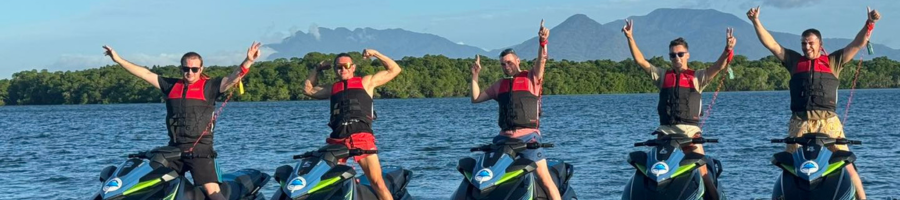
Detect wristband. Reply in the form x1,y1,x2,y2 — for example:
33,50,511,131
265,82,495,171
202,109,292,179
240,66,249,75
866,21,875,36
726,49,734,63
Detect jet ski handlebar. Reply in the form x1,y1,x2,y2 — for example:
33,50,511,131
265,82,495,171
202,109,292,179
634,138,718,147
770,138,862,145
469,142,554,152
292,149,378,159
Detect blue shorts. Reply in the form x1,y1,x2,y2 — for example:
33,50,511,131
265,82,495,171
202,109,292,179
492,132,545,161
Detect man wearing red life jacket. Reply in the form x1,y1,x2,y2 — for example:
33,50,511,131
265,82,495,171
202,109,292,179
470,20,561,200
747,6,881,199
302,49,402,200
102,42,262,200
622,19,736,200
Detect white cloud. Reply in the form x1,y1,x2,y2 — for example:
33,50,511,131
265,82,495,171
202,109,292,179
309,24,321,41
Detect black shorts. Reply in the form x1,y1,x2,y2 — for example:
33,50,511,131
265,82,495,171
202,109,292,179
170,145,220,185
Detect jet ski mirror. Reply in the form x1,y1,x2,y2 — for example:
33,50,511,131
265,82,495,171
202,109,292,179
99,166,117,182
274,165,294,185
635,137,718,147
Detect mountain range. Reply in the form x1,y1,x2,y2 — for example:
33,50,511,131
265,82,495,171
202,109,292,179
266,8,899,62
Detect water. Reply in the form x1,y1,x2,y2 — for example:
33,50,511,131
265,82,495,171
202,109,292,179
1,89,898,199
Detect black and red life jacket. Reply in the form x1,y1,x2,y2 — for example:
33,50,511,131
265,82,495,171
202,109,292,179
329,77,375,138
789,53,839,113
657,69,702,125
495,71,541,131
165,78,216,145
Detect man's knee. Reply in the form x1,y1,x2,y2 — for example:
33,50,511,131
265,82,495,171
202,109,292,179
203,182,221,194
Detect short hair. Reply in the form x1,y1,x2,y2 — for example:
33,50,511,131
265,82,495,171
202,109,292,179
333,53,353,66
669,37,689,50
499,48,517,59
180,52,203,67
801,28,822,41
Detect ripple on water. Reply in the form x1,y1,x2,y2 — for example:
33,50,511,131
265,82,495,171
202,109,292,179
1,90,898,199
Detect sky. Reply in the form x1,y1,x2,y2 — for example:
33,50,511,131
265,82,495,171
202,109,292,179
0,0,896,78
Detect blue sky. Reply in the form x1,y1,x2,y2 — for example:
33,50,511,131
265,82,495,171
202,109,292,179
0,0,896,78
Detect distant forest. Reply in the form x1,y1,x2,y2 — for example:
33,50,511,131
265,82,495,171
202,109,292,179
1,52,898,106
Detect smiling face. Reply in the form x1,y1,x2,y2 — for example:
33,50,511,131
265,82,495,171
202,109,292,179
669,45,690,71
180,56,203,84
500,54,521,76
498,49,521,76
800,29,825,60
801,35,822,60
333,56,355,80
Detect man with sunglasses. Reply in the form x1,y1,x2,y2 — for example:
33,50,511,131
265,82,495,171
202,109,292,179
622,19,736,200
747,6,881,199
302,49,402,200
102,42,262,200
470,20,562,200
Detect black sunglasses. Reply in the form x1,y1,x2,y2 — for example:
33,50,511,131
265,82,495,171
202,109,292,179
181,66,201,73
669,52,687,59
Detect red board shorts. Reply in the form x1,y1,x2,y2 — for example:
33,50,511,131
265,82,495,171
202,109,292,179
325,132,378,163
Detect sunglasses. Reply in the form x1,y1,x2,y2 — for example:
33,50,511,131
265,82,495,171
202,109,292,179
669,52,687,59
334,63,353,70
181,66,201,73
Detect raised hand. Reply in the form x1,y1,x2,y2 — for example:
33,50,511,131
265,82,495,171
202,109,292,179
868,6,881,23
362,49,380,59
747,6,760,21
622,19,634,38
246,41,262,62
725,27,737,51
471,55,482,76
538,19,549,43
316,61,331,71
102,45,120,61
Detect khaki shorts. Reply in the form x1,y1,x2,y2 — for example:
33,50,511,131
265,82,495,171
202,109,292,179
655,124,703,154
786,116,848,153
656,124,702,138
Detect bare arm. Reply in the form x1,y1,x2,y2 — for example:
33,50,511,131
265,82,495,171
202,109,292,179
362,49,402,91
747,6,786,61
470,55,492,103
622,19,654,73
841,7,881,65
531,20,549,82
302,62,331,100
103,45,160,89
220,42,261,92
706,28,737,78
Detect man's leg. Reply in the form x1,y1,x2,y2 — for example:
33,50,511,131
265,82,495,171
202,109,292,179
785,118,805,153
691,145,719,200
189,157,226,200
358,154,393,200
517,132,561,200
534,159,561,200
825,117,866,200
846,164,866,199
202,183,226,200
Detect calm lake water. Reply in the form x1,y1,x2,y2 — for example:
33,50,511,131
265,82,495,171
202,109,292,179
1,89,898,199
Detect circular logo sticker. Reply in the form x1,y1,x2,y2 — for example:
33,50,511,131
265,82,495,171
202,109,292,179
473,168,494,183
286,177,307,192
799,161,820,175
650,162,670,176
102,178,123,193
